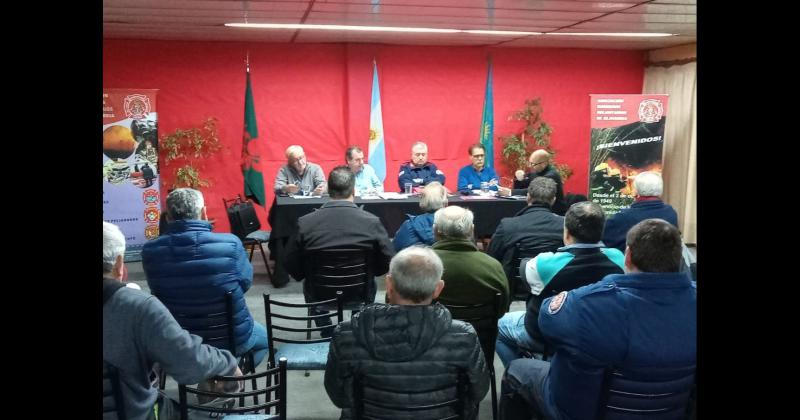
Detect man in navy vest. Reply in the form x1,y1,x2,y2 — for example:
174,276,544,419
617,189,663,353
397,141,446,191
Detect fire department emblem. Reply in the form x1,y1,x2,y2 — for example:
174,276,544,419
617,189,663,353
124,94,151,119
144,225,160,240
638,99,664,123
144,207,160,224
143,189,160,207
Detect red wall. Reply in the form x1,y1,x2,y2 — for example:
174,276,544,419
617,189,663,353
103,40,644,231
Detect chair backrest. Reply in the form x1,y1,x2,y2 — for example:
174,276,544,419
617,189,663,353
103,361,127,420
353,369,469,420
170,291,238,354
223,194,261,239
510,242,559,300
598,365,696,420
440,292,502,366
263,292,344,368
178,357,288,420
303,248,374,307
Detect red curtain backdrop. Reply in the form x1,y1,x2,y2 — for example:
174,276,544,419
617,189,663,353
103,40,644,232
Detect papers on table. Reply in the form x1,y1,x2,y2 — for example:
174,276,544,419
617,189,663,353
378,192,410,200
460,194,498,200
290,195,318,199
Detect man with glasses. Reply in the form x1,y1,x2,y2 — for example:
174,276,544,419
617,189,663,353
273,145,326,196
457,143,511,196
512,149,567,215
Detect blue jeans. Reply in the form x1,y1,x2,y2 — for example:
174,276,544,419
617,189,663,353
496,311,540,368
237,321,269,368
499,358,554,420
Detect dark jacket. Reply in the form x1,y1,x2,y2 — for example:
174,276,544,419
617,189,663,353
602,198,679,252
392,212,435,251
283,200,395,298
142,220,254,349
512,164,567,215
539,272,696,420
398,161,446,190
324,303,490,420
487,204,565,284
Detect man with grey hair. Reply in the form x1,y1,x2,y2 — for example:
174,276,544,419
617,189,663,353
273,145,326,195
602,171,679,253
432,205,510,317
142,188,269,369
398,141,446,191
392,181,447,251
488,177,565,296
325,246,490,419
104,221,241,420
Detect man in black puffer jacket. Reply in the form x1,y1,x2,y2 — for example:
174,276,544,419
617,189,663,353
325,246,490,419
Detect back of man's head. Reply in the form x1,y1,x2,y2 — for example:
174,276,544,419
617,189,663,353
626,219,682,272
166,188,205,221
633,171,663,197
327,165,355,199
388,246,444,303
528,177,557,206
103,221,126,275
420,181,447,212
565,201,606,243
433,205,473,241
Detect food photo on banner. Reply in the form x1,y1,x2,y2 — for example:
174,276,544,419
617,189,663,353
588,94,669,216
102,89,161,259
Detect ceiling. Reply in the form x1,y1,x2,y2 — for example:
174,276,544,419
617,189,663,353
103,0,696,50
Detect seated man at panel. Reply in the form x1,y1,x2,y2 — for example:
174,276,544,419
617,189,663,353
283,166,395,328
495,201,625,368
345,145,383,196
512,150,567,215
457,143,509,195
142,188,269,368
398,141,446,191
325,246,490,420
393,181,447,251
499,219,696,420
432,205,510,317
602,170,679,253
273,144,327,196
104,222,242,420
487,177,565,293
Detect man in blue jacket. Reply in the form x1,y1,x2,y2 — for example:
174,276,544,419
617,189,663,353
142,188,268,368
602,171,679,252
392,181,447,251
397,141,446,191
498,219,696,420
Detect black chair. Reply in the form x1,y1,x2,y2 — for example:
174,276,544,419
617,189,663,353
597,365,696,420
179,357,288,420
103,361,127,420
509,242,560,301
440,292,502,420
223,194,273,280
353,369,470,420
264,291,344,376
302,248,374,308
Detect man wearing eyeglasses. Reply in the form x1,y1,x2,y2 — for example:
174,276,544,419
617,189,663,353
512,149,567,215
457,143,511,195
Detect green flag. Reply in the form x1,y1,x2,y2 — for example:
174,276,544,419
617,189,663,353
479,58,494,169
242,68,265,206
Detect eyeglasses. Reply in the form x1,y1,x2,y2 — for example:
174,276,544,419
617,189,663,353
471,154,485,159
530,161,546,167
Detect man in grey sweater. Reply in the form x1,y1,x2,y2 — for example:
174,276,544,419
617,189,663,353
103,221,241,420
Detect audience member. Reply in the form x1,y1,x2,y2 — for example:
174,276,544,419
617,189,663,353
345,145,383,196
512,150,567,215
495,201,624,367
398,141,446,190
325,246,489,419
499,219,696,420
392,181,447,251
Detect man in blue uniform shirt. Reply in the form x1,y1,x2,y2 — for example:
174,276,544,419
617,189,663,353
457,143,511,195
498,218,696,420
397,141,446,191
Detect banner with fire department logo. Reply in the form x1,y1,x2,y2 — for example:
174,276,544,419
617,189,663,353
103,89,161,258
588,94,669,217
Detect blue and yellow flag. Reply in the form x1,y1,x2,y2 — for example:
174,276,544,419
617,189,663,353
368,60,386,182
479,58,494,169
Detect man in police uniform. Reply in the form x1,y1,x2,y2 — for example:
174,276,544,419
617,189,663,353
397,141,446,191
498,218,696,420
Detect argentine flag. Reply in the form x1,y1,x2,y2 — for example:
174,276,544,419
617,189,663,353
368,60,386,182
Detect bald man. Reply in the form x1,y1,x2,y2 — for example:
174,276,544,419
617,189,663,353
274,145,326,196
512,150,567,215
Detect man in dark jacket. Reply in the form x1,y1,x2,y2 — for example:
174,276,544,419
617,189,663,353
397,141,446,191
495,201,624,368
499,219,696,420
142,188,269,368
392,181,447,251
284,166,395,315
487,177,564,294
325,246,490,420
512,150,566,215
602,171,679,252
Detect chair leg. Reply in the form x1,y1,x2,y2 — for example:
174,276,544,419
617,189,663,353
490,364,498,420
256,242,272,279
248,244,256,261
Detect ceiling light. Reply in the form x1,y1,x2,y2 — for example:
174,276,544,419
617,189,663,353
225,23,460,33
546,32,674,37
464,30,541,36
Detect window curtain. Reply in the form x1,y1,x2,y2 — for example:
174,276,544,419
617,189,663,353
643,62,696,244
